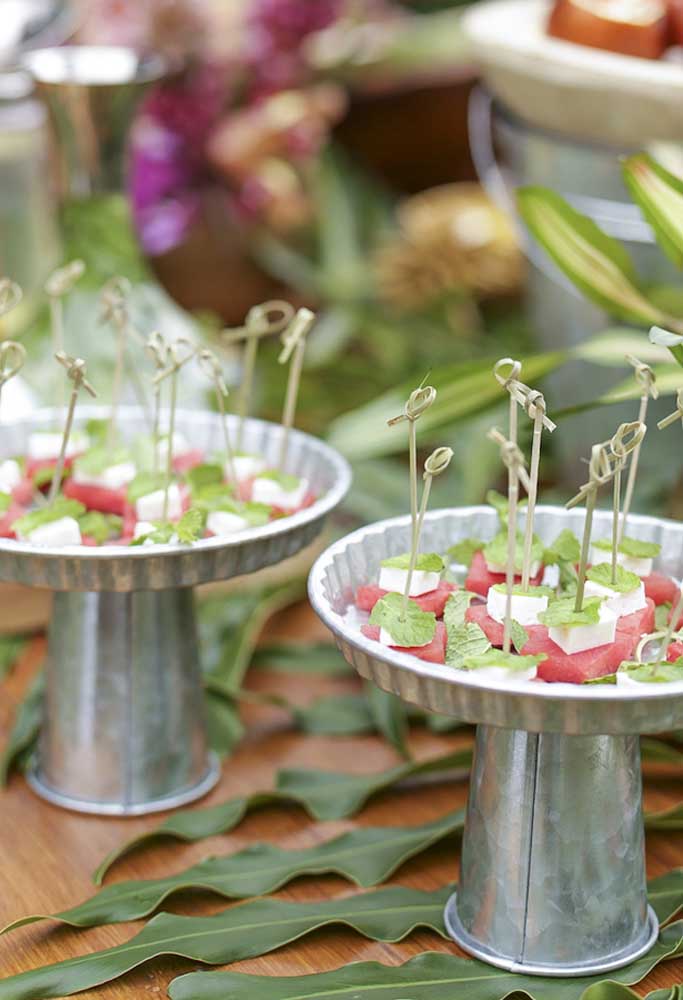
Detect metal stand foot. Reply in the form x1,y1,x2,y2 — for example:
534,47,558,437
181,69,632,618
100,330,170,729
447,725,658,976
29,587,220,815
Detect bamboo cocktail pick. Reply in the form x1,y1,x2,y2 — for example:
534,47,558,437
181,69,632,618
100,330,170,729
388,381,437,614
400,446,453,616
0,341,26,413
567,440,613,611
487,427,531,652
0,278,22,334
153,338,196,520
608,421,646,585
197,348,237,484
520,390,555,590
222,300,295,452
49,352,97,505
45,259,85,358
658,387,683,434
99,277,133,447
144,332,169,476
620,356,657,541
278,308,316,469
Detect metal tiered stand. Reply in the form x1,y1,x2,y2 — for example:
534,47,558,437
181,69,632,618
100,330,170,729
309,505,683,977
3,405,350,817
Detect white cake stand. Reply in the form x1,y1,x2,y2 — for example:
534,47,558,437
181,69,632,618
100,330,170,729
2,405,350,816
308,505,683,976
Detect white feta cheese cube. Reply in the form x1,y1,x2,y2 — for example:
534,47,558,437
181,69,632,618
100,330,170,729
590,546,653,577
28,430,88,461
228,454,267,481
486,586,549,626
378,565,440,597
207,510,249,536
548,603,617,655
0,459,21,493
133,521,156,539
584,579,647,617
73,461,137,491
485,559,541,577
616,672,645,689
379,627,396,646
466,665,538,683
21,516,82,547
135,484,182,521
252,475,308,511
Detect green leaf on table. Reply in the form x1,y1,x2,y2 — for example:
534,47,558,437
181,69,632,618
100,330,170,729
0,634,27,679
250,640,351,675
446,538,483,568
517,186,675,330
5,809,466,932
0,671,44,786
203,691,244,759
369,592,436,647
623,153,683,271
294,693,375,735
365,683,410,759
169,923,683,1000
587,564,641,593
538,596,603,628
445,622,490,668
0,886,451,1000
381,552,444,573
92,750,472,882
641,737,683,765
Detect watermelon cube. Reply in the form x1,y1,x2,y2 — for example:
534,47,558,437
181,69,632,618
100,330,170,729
464,602,547,652
644,572,680,608
361,621,446,663
64,479,127,516
535,629,633,684
465,550,544,597
356,580,456,617
667,641,683,662
0,502,26,539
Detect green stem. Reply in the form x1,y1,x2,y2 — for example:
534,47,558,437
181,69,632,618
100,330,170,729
402,472,433,618
503,395,519,653
107,323,125,449
611,464,622,587
575,487,597,612
620,394,647,543
521,409,542,590
48,387,78,506
279,340,306,470
402,421,420,620
218,389,237,483
152,387,161,477
237,335,258,452
163,371,177,522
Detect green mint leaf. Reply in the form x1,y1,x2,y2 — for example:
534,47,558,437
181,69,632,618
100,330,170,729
486,489,527,527
79,511,123,544
655,603,672,630
85,418,108,444
176,508,205,544
584,673,617,685
462,649,545,672
543,528,581,565
594,535,660,559
186,463,224,495
483,531,543,572
369,592,436,647
13,497,85,537
381,552,444,573
491,583,555,597
446,538,483,567
443,591,477,632
446,621,490,667
586,563,641,593
511,619,529,654
129,520,177,546
0,492,11,514
194,484,238,510
127,472,165,504
258,470,300,491
242,502,271,526
75,445,131,477
32,465,65,489
621,659,683,684
538,595,603,628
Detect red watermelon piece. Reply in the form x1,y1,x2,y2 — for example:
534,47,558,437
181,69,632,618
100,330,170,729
535,629,633,684
64,479,128,516
0,502,26,539
616,599,655,646
464,602,548,651
644,572,680,608
361,621,446,663
26,454,77,482
668,641,683,662
12,478,34,506
173,449,205,473
465,550,544,597
356,580,456,616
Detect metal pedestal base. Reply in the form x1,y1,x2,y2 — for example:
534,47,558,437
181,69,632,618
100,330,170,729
447,725,658,976
29,587,220,816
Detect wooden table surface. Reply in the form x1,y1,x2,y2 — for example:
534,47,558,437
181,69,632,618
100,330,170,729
2,601,683,996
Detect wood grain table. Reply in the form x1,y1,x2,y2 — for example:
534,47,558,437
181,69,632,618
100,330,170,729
2,601,683,996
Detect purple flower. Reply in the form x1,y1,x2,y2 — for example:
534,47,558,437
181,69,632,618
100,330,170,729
245,0,343,93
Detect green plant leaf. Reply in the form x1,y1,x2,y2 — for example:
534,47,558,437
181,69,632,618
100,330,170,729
4,810,466,932
365,683,410,759
203,691,244,759
646,802,683,831
0,886,451,1000
0,634,27,679
326,352,566,460
169,925,683,1000
0,671,44,786
92,750,472,883
250,641,351,675
641,738,683,766
294,693,376,735
649,327,683,368
623,153,683,271
517,187,677,331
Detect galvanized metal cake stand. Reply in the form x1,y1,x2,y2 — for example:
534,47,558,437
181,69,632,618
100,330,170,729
1,406,350,817
309,505,683,977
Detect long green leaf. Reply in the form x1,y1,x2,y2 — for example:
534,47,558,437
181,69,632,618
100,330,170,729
293,693,376,735
0,635,27,679
623,153,683,271
365,683,410,759
0,672,44,786
0,886,450,1000
517,187,679,332
646,802,683,831
327,353,566,460
5,809,465,932
170,925,683,1000
648,870,683,923
250,641,351,675
92,750,471,883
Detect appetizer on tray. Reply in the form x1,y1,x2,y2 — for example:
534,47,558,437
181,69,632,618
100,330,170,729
354,354,683,686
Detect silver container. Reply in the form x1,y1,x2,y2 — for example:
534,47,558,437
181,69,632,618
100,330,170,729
4,406,351,815
308,505,683,975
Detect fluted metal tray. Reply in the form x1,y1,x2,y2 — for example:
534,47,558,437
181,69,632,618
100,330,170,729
309,505,683,736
